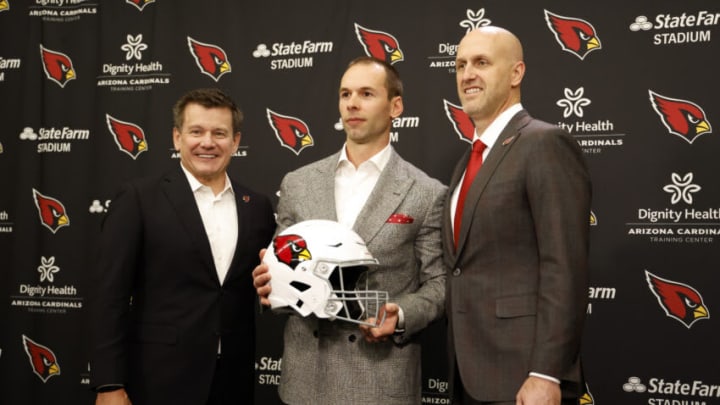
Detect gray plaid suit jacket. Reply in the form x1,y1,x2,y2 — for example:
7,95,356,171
274,147,447,405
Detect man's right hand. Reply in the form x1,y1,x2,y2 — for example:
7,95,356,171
95,388,131,405
252,249,272,306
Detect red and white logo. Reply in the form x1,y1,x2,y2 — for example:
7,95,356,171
266,109,314,155
354,23,404,65
32,189,70,234
443,100,474,143
126,0,154,11
645,270,709,328
39,45,76,87
544,10,602,60
649,90,712,144
22,335,61,383
187,37,231,82
106,114,148,159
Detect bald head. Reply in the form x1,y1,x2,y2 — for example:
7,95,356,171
455,26,526,129
460,25,523,62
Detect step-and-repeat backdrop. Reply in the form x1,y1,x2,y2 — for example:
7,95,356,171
1,1,718,404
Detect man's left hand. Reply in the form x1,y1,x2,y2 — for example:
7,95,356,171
359,303,399,343
516,375,561,405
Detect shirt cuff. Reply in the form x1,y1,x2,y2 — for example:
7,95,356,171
393,306,405,334
529,372,560,384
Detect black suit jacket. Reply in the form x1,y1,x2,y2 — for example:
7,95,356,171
443,111,591,401
90,167,275,405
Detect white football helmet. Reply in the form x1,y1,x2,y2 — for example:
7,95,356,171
263,219,388,327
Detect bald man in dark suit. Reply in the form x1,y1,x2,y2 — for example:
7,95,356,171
444,27,591,405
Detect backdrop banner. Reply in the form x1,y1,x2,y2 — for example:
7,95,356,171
1,1,718,404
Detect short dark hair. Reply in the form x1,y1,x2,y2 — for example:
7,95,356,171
172,88,243,133
345,56,403,99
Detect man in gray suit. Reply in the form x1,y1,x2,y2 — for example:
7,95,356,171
444,27,591,405
253,56,447,404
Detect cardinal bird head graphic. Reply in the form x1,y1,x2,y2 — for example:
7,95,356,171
274,234,311,270
649,90,712,144
32,189,70,234
39,45,76,88
645,270,709,329
544,10,601,60
443,100,475,143
106,114,148,159
126,0,154,11
22,335,61,383
187,37,231,82
266,109,314,155
354,23,404,65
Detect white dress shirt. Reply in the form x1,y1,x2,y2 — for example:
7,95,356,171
181,164,238,285
334,142,392,229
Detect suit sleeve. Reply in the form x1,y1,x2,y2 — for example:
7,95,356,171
394,181,448,342
89,183,142,389
525,129,591,379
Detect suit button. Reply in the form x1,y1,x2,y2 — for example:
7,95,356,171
313,330,319,338
348,334,357,343
452,268,461,276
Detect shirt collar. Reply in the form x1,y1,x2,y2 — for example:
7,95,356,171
336,142,392,172
180,162,234,196
474,103,523,149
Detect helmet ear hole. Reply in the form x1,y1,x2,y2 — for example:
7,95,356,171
290,281,311,292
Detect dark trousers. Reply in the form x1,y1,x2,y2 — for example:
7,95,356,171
206,356,253,405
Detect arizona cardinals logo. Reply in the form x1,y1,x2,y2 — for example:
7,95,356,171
443,100,474,143
544,10,601,60
0,0,9,13
32,189,70,234
274,234,311,269
40,45,76,88
106,114,148,159
187,37,231,82
126,0,154,11
645,270,709,329
22,335,61,383
266,109,314,155
649,90,712,144
354,23,404,65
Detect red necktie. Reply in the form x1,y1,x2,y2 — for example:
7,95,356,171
454,140,486,248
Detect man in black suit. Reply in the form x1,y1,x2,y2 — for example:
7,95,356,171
90,88,276,405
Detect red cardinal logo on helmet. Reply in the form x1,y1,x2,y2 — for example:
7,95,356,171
266,109,314,155
40,45,76,88
22,335,61,383
443,99,475,144
354,23,404,65
32,189,70,234
544,10,601,60
106,114,148,159
274,234,311,269
646,270,709,329
187,37,231,82
126,0,154,11
649,90,712,144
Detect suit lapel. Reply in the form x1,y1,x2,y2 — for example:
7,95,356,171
353,150,414,245
454,111,531,258
161,168,217,281
312,154,341,221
